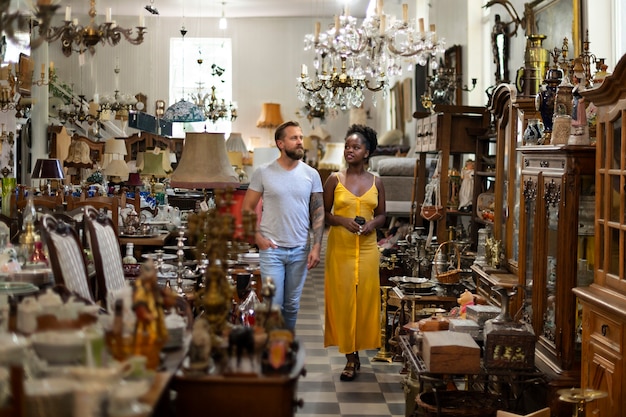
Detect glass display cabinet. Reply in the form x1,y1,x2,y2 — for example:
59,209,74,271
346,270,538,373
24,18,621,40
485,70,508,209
473,85,538,315
520,144,595,415
574,53,626,417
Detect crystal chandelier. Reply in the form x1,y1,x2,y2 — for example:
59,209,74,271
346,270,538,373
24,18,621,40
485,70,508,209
191,60,237,123
297,2,445,111
41,0,146,57
98,91,137,118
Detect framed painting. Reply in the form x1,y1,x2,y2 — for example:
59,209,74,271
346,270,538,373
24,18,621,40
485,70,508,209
444,45,463,106
535,0,583,57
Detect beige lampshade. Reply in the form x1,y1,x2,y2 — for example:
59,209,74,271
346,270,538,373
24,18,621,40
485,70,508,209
137,149,173,178
103,159,130,181
227,151,243,168
318,142,345,170
256,103,284,129
309,125,330,142
64,140,93,168
302,136,315,151
104,138,128,155
170,132,239,189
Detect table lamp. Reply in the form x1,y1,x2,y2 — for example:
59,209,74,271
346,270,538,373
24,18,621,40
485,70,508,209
31,158,65,195
256,103,284,142
170,132,239,189
137,148,173,200
317,142,345,171
102,138,128,170
103,159,130,183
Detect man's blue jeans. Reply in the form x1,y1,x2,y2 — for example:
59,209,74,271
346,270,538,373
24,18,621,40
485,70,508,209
259,245,309,331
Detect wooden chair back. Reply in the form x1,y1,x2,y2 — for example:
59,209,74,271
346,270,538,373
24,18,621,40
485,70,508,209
40,214,93,302
15,186,64,213
66,194,120,235
119,189,141,213
83,206,125,308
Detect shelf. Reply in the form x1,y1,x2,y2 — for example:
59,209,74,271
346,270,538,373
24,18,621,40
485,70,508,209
475,170,496,178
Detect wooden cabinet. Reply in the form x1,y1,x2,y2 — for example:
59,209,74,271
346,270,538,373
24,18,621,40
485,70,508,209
573,53,626,417
520,145,595,415
473,85,538,310
413,105,490,245
125,132,184,167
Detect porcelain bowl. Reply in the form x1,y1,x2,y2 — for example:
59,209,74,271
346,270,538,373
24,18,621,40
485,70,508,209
0,332,30,365
25,377,76,417
31,330,89,365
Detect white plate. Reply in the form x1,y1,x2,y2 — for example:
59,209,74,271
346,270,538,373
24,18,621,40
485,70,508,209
142,253,177,260
0,282,39,295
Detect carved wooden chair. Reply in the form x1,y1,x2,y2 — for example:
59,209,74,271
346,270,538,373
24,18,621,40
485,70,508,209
40,213,94,303
15,185,64,213
83,206,126,308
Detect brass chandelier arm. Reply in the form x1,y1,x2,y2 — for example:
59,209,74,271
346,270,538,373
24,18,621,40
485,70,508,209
39,0,146,56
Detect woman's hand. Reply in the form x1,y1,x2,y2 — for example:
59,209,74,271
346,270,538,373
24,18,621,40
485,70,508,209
342,217,370,236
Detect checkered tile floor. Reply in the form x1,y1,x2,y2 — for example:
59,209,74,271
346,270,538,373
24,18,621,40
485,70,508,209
294,233,406,417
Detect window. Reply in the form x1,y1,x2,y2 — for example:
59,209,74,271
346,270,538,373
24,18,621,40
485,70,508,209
169,37,233,136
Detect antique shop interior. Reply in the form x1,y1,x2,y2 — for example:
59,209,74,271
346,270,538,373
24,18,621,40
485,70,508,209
0,0,625,416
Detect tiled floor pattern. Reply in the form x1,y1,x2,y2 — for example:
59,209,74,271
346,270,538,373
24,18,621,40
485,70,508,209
294,234,406,417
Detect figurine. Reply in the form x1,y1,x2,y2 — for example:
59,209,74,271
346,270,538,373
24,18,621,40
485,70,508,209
132,259,177,366
458,159,475,212
456,289,475,319
187,319,213,373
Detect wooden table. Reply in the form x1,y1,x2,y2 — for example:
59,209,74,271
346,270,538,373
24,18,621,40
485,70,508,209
170,343,306,417
119,232,173,258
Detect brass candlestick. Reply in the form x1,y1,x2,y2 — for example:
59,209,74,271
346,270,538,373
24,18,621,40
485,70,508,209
558,388,607,417
373,286,393,363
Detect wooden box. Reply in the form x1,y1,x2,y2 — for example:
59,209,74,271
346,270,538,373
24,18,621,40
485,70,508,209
484,321,535,370
421,331,481,374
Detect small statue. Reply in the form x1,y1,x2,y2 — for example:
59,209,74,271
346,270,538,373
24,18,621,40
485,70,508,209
132,259,177,367
187,319,213,374
458,159,475,212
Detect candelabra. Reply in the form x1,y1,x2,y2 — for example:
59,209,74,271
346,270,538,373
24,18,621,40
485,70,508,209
58,94,99,124
41,0,146,57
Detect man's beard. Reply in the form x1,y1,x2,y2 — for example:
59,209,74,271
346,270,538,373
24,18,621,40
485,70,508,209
285,148,304,160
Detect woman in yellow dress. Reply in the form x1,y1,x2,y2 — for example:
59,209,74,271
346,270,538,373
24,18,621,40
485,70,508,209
323,124,387,381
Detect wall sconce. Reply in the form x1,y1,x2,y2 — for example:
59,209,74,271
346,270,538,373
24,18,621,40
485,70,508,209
461,78,478,92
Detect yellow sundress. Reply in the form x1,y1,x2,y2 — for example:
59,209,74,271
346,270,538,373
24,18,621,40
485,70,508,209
324,177,381,353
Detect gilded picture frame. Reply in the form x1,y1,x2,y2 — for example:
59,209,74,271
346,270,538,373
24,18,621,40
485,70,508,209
535,0,582,57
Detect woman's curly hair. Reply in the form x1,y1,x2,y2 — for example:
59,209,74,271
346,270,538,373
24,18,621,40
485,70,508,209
345,124,378,152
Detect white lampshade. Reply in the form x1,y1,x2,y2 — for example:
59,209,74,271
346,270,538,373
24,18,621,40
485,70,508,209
318,142,345,171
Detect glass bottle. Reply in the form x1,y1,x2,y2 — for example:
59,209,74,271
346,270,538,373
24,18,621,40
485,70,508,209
122,243,137,264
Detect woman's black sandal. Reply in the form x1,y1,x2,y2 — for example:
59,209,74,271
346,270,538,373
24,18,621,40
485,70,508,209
340,353,360,381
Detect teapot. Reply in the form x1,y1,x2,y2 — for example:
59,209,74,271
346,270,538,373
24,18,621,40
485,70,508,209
122,209,141,234
156,204,181,231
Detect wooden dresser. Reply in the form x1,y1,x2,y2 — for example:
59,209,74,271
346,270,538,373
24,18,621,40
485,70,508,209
573,53,626,417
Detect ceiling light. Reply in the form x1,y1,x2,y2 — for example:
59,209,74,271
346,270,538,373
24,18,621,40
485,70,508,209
145,1,159,15
219,3,227,30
